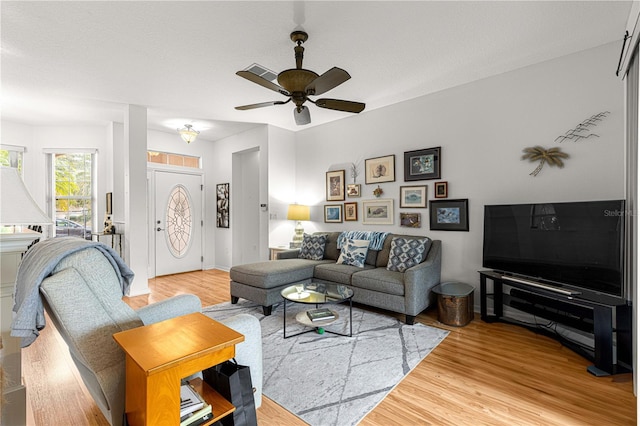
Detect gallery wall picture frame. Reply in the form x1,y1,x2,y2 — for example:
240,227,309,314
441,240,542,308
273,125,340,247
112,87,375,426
404,147,441,181
326,170,346,201
344,202,358,221
434,181,448,198
365,155,395,184
362,199,394,225
399,185,427,208
429,199,469,231
216,183,230,228
347,183,361,197
400,212,421,228
324,204,343,223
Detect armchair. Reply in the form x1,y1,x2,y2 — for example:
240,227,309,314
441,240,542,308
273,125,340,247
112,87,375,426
31,242,261,426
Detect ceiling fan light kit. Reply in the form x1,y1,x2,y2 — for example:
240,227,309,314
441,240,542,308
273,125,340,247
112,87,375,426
294,105,311,125
235,31,365,125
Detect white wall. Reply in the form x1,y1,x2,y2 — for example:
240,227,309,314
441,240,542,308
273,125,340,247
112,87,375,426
110,122,124,226
2,121,36,194
1,123,113,231
211,125,269,269
293,42,624,307
233,148,261,264
267,126,297,248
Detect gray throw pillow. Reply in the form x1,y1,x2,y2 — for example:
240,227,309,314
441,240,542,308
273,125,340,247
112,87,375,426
298,234,327,260
386,236,431,272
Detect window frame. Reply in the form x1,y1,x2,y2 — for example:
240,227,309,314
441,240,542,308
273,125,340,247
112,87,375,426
0,144,25,175
44,148,98,239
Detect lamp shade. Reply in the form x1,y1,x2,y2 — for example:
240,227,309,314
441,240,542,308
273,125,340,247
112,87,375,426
1,167,52,225
287,204,310,221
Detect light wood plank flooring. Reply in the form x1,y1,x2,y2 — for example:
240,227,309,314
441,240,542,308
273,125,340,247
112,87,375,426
22,269,636,425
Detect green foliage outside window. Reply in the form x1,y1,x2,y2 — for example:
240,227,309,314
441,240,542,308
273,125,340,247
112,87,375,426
0,149,23,172
55,153,92,232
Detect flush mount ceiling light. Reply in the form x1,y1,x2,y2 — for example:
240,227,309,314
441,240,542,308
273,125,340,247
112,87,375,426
177,124,200,144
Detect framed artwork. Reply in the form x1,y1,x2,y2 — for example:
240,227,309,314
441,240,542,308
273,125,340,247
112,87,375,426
216,183,230,228
344,202,358,221
399,185,427,208
429,199,469,231
106,192,113,215
362,199,394,225
324,204,343,223
400,212,421,228
434,181,448,198
326,170,346,201
347,183,361,197
404,147,441,181
365,155,395,184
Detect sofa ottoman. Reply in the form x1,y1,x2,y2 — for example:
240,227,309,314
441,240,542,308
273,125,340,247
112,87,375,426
229,258,331,315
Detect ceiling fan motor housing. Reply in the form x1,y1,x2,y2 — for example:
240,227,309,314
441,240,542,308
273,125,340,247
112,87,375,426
278,30,318,104
277,69,319,103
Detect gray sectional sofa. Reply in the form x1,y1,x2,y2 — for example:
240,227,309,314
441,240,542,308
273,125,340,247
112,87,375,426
229,231,441,324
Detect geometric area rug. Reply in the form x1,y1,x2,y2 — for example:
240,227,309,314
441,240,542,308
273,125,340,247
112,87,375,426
203,300,449,426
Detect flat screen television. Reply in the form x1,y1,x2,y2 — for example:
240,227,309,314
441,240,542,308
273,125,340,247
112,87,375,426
483,200,626,304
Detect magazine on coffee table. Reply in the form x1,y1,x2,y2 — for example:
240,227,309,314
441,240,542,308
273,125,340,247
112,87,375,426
306,308,336,322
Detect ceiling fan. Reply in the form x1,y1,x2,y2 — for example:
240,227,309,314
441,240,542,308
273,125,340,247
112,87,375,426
235,30,365,125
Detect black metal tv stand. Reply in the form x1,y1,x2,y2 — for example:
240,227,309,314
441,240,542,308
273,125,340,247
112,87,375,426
479,271,632,376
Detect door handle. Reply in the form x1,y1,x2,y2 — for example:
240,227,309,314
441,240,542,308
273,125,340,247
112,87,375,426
157,227,164,232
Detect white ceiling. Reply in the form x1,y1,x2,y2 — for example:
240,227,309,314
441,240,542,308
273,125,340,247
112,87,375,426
1,1,632,141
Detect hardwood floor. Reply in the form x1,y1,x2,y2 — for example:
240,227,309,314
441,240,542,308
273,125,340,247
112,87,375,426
22,269,636,425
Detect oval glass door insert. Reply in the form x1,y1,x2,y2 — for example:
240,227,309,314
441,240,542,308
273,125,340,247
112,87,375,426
165,184,193,258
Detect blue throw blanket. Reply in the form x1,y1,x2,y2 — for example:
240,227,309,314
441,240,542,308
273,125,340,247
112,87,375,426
11,237,134,347
337,231,389,251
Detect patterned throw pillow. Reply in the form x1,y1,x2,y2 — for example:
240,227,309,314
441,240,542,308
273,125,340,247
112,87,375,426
298,234,327,260
386,237,431,272
336,239,369,268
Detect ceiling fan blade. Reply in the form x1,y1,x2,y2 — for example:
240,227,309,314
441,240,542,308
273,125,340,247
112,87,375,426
235,100,288,110
315,98,365,113
294,106,311,125
236,70,290,96
305,67,351,96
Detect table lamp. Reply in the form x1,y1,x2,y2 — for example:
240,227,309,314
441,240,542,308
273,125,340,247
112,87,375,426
287,204,310,248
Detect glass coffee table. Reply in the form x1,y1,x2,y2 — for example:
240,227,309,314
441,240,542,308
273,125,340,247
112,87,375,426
281,282,354,339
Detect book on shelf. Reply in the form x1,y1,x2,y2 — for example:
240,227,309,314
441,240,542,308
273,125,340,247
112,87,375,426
180,403,213,426
307,308,335,322
180,383,205,417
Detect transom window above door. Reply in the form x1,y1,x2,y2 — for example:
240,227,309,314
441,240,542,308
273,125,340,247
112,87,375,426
147,151,200,169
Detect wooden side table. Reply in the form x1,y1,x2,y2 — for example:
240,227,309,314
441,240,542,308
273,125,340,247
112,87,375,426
113,312,244,426
269,246,289,260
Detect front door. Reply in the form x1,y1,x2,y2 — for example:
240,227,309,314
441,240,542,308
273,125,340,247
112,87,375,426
154,170,203,276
